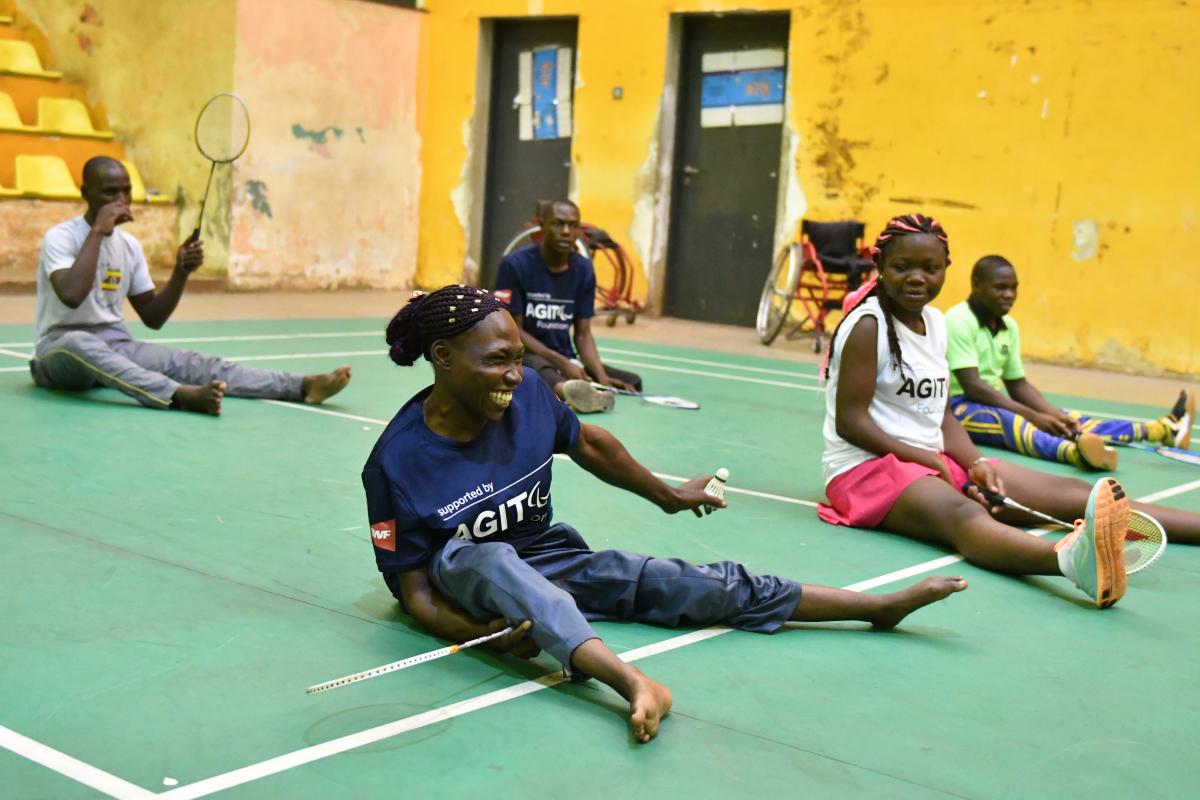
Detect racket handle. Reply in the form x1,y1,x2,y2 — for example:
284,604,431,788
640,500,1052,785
186,227,200,245
963,481,1007,507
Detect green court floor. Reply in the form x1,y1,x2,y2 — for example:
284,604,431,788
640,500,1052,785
2,317,1198,799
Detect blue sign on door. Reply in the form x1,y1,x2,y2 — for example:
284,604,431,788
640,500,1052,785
532,46,559,140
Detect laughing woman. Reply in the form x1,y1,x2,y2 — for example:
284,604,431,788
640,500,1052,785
361,285,967,744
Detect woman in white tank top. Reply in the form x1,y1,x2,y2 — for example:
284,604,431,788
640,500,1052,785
815,213,1198,609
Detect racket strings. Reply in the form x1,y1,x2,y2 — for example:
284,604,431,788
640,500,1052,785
1123,510,1167,573
195,93,250,163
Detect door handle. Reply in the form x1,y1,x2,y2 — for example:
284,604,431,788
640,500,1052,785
682,165,701,176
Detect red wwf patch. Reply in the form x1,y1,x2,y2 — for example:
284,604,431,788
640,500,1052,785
494,289,512,305
370,519,396,551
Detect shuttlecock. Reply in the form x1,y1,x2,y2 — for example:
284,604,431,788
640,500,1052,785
704,468,729,501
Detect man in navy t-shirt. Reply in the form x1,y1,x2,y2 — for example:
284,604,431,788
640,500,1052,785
494,200,642,413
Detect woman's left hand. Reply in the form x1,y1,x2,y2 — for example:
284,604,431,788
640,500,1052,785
966,459,1006,514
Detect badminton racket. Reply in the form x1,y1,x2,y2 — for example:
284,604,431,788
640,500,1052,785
306,626,513,695
591,382,699,410
965,483,1167,574
188,92,251,243
1106,439,1200,467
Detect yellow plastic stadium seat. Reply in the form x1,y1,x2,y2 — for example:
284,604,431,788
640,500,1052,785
15,154,79,199
0,16,14,25
0,40,61,78
37,97,112,138
122,159,145,202
123,160,169,204
0,90,27,130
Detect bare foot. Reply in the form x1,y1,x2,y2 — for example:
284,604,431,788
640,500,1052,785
302,366,351,405
870,576,968,630
628,673,673,744
172,381,225,416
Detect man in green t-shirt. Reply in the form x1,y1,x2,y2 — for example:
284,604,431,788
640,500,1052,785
946,255,1192,471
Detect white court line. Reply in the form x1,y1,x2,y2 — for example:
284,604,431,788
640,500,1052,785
0,331,379,349
0,346,31,360
602,357,825,393
228,349,384,363
12,397,1200,798
0,725,157,800
262,403,820,508
0,365,29,373
599,346,819,380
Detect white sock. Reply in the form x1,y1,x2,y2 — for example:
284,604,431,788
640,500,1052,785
1057,540,1078,584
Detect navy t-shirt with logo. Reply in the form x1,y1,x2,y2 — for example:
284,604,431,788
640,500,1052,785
361,367,582,575
494,244,596,358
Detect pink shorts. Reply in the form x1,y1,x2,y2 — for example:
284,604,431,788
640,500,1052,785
818,453,991,529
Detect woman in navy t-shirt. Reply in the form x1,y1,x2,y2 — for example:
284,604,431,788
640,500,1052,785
362,284,967,744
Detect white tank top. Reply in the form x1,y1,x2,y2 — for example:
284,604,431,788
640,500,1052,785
821,296,949,486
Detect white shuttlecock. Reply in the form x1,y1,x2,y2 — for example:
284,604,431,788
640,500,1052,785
704,468,729,501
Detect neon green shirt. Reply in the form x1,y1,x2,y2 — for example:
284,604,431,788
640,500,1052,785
945,300,1024,396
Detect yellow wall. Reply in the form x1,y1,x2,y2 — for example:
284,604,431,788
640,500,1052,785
228,0,423,289
417,0,1200,375
13,0,238,272
11,0,425,289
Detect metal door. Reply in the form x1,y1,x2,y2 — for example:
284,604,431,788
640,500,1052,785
664,14,789,325
479,19,577,288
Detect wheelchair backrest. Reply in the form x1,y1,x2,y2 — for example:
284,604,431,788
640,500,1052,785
801,220,866,259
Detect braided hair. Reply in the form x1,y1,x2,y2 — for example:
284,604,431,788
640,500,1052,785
823,213,950,380
385,284,507,367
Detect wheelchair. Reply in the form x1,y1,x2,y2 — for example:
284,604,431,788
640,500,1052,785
502,205,644,326
756,220,875,351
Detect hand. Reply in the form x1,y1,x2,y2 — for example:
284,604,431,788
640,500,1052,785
603,376,635,393
664,475,727,518
964,459,1006,513
1053,410,1081,436
1030,410,1074,438
481,618,540,660
92,200,133,235
560,360,589,382
175,236,204,274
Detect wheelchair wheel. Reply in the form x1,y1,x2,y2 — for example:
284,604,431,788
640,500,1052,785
756,242,801,345
501,228,538,257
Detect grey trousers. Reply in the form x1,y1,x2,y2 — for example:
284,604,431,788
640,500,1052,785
31,327,304,408
405,523,803,669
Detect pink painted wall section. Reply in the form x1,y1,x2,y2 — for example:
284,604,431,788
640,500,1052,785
227,0,422,289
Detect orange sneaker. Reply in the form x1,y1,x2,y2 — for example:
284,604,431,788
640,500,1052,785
1053,478,1129,608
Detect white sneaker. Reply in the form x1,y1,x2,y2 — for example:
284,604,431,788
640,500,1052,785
561,380,614,413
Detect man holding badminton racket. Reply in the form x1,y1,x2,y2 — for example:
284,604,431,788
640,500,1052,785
493,200,642,414
361,285,967,744
29,157,351,415
946,254,1194,471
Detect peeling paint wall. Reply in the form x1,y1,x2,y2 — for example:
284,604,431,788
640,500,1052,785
12,0,237,272
417,0,1200,375
227,0,422,289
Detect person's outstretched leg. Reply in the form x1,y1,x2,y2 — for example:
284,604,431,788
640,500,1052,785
1071,388,1193,448
429,538,672,742
789,580,967,629
881,475,1128,606
569,640,673,744
995,459,1200,545
523,526,967,633
33,330,224,414
953,398,1069,463
112,340,349,404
